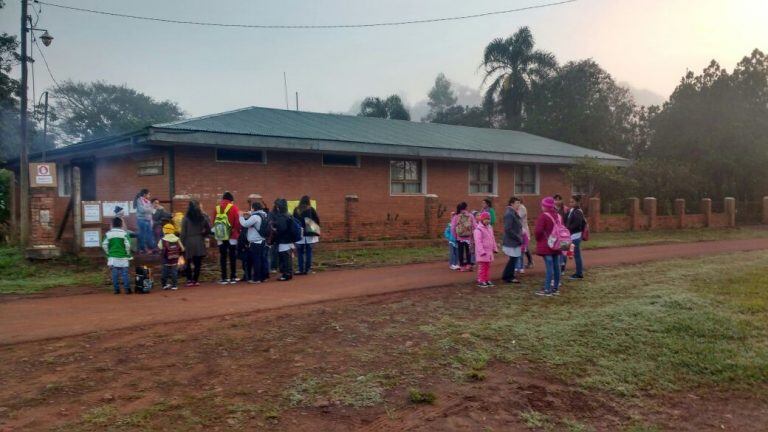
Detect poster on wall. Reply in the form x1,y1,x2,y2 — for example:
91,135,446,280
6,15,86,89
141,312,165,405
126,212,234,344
287,200,317,215
29,163,58,188
102,201,133,218
83,202,101,223
82,229,101,248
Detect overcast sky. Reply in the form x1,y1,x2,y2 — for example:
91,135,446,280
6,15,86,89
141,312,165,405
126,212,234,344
2,0,766,117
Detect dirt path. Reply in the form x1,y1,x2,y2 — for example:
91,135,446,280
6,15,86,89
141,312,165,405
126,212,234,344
2,237,768,346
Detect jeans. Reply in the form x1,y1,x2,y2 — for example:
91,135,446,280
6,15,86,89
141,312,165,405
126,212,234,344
279,250,293,279
137,219,153,252
260,247,270,281
248,242,265,282
572,238,583,276
219,241,237,280
185,255,202,283
449,244,458,267
543,254,561,294
270,245,279,271
161,265,179,287
297,243,314,273
111,266,130,293
477,261,490,283
458,241,471,267
502,255,519,281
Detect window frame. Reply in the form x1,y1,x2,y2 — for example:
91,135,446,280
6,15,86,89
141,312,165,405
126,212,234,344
321,153,361,168
58,164,72,197
514,164,540,195
468,162,498,196
389,159,426,196
215,148,267,164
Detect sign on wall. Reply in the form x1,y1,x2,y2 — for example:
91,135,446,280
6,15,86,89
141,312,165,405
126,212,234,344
83,202,102,223
29,163,58,188
137,159,164,176
83,228,102,248
102,201,133,217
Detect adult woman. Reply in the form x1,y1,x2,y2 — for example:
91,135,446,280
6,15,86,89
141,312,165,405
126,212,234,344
565,195,586,279
501,197,523,284
181,200,210,286
517,202,534,271
272,198,295,281
151,198,172,244
293,195,321,275
480,198,497,226
133,189,154,254
534,196,562,297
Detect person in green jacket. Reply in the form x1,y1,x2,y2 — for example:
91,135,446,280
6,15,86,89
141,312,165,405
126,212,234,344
102,217,133,294
481,198,497,226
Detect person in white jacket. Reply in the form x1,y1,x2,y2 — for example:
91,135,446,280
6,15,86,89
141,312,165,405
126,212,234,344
239,201,269,284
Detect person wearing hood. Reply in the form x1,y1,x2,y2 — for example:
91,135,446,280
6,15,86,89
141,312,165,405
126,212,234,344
450,202,476,272
272,198,296,281
501,197,524,284
212,192,241,284
473,212,498,287
158,223,185,290
534,196,563,297
239,201,269,284
151,198,172,244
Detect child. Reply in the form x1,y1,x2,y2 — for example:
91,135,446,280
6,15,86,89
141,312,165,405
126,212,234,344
158,223,185,290
443,218,459,270
102,217,133,295
451,202,476,272
473,212,498,287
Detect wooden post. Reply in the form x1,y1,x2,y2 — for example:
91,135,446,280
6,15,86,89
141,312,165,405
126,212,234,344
701,198,712,228
674,199,686,229
724,197,736,227
8,170,17,245
72,166,82,255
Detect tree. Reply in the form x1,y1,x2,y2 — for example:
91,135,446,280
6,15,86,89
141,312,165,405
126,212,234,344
480,27,557,129
431,105,492,128
424,73,457,121
524,59,639,157
358,94,411,121
0,2,21,161
50,80,185,142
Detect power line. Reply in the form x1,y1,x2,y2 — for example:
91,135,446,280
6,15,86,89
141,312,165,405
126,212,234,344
35,0,577,29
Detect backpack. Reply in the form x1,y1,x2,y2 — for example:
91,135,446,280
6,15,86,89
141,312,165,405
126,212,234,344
162,239,181,263
290,216,304,243
456,212,473,237
213,203,233,241
256,213,273,239
134,266,153,294
544,213,572,253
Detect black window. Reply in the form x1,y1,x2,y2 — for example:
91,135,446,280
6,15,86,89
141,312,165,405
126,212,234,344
216,148,265,164
322,153,359,167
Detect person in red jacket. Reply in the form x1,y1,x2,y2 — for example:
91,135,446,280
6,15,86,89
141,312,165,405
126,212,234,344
534,196,562,297
213,191,241,284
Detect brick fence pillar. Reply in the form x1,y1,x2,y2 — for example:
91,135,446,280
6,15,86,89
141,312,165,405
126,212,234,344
701,198,712,228
674,199,686,229
424,194,440,238
27,187,61,259
588,197,601,232
643,197,657,230
763,197,768,225
344,195,359,241
627,197,641,231
724,197,736,227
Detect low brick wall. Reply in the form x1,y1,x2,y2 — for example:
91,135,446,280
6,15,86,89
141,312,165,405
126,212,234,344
588,197,736,233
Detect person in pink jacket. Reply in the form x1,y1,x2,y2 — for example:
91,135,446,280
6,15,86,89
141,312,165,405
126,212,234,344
473,212,498,287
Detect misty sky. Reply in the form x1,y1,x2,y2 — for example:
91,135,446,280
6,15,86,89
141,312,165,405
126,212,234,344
2,0,766,118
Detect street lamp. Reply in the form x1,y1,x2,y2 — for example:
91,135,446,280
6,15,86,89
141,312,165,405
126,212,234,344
18,0,54,248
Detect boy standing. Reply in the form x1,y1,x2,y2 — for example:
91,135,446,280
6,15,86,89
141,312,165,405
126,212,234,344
158,223,185,290
102,217,133,295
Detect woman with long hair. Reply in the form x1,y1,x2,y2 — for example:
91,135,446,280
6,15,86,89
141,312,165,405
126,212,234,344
181,200,210,286
293,195,320,275
134,188,155,254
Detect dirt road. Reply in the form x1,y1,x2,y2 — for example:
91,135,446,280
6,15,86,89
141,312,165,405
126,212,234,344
2,238,767,345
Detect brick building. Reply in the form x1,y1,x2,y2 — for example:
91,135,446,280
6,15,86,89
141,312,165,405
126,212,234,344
10,106,626,252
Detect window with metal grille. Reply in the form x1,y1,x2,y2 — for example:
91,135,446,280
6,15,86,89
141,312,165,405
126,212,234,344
469,163,494,194
514,165,538,194
390,160,422,194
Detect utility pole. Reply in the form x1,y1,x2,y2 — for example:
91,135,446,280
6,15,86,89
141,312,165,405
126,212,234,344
19,0,30,247
41,91,49,161
295,92,299,111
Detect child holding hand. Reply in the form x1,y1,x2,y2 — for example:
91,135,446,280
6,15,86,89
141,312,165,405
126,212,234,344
473,212,498,287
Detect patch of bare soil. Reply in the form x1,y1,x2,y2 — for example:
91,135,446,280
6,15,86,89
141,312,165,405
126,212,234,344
0,285,766,431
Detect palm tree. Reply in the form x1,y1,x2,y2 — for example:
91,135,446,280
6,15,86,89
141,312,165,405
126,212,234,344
480,27,557,129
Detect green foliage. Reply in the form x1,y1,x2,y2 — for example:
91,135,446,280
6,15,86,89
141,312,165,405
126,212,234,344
431,105,492,128
359,94,410,120
424,73,457,121
51,80,185,142
0,169,10,233
480,26,557,129
0,246,104,294
407,388,436,404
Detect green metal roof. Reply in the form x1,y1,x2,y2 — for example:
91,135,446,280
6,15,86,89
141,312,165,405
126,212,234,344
151,106,626,165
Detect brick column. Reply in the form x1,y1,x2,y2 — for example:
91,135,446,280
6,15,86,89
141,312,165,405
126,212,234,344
627,197,641,231
643,197,657,230
674,199,686,229
724,197,736,227
588,197,601,232
424,194,440,238
762,197,768,225
344,195,359,241
28,187,61,259
701,198,712,228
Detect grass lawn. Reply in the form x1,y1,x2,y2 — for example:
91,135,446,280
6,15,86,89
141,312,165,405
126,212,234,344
0,246,105,294
6,251,767,431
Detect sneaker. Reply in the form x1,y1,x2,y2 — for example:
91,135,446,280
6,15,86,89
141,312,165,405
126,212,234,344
535,290,548,296
569,274,584,280
193,282,201,287
218,279,230,285
476,281,489,288
486,281,496,287
171,286,178,291
278,276,292,281
511,278,521,284
185,281,194,287
449,265,460,270
229,279,238,284
162,285,171,290
247,280,261,284
551,290,560,296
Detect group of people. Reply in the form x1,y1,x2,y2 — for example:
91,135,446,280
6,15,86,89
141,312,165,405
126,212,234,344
103,190,321,294
446,194,587,296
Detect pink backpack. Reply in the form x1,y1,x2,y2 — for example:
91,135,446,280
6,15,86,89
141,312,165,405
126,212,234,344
544,213,572,253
